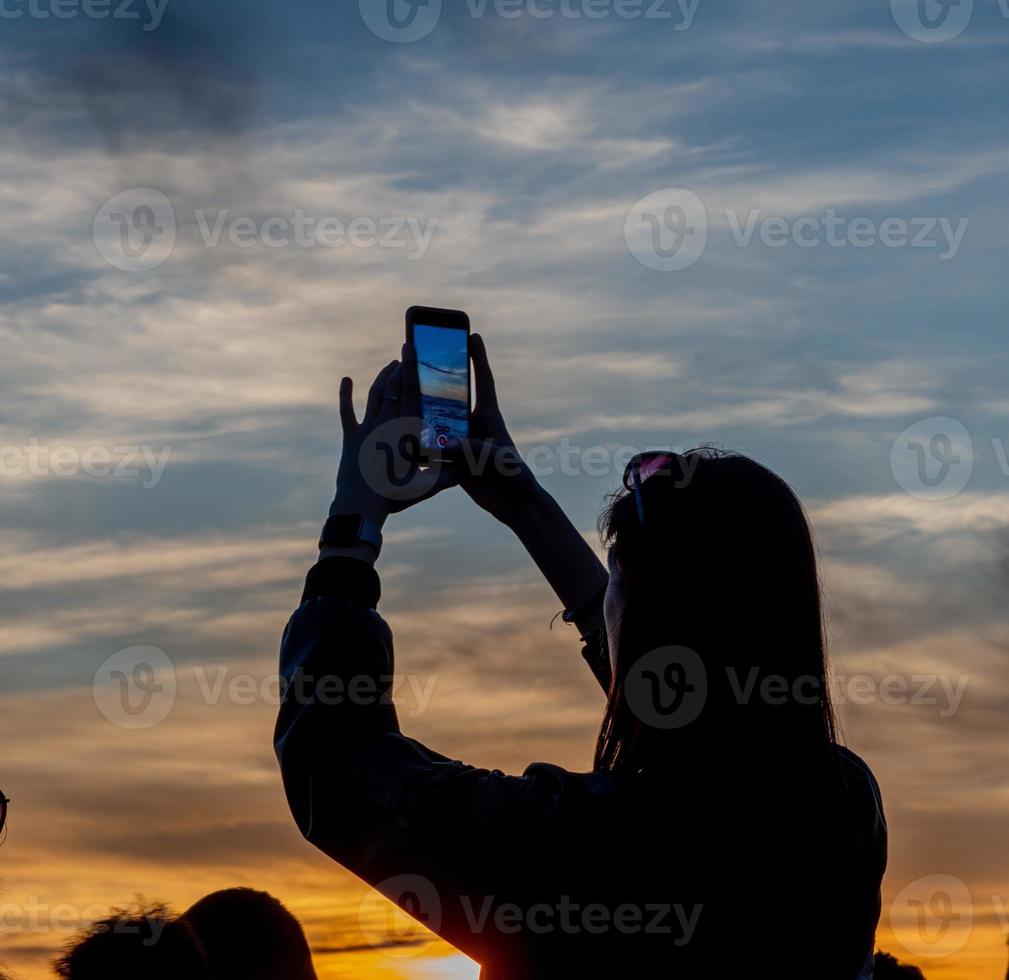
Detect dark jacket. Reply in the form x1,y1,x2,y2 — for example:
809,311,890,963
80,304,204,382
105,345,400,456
275,557,887,979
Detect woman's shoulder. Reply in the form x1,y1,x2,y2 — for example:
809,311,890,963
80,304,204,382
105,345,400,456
837,746,886,815
835,746,888,873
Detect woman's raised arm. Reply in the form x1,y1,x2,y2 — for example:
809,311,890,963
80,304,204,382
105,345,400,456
447,335,609,635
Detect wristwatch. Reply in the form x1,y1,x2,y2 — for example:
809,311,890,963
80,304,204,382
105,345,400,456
319,514,384,557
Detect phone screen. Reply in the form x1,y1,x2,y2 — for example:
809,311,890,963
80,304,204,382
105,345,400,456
413,323,470,450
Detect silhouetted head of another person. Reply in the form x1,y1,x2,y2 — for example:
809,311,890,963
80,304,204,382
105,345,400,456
596,448,838,779
181,888,318,980
54,905,211,980
872,951,927,979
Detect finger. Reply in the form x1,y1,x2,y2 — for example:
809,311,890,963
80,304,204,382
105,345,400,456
365,360,399,425
401,342,420,418
410,465,461,506
377,363,405,423
339,377,358,433
443,437,493,482
470,334,499,413
431,465,461,495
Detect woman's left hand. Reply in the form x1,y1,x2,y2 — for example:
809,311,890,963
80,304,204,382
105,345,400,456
330,345,459,522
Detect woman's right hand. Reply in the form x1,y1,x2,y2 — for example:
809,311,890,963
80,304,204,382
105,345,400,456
447,334,544,526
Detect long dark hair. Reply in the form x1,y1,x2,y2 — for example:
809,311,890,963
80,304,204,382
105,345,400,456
594,448,838,779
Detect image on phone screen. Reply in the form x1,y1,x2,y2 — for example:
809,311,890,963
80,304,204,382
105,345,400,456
413,323,470,450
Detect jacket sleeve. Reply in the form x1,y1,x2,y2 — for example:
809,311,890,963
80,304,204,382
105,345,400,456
274,557,596,969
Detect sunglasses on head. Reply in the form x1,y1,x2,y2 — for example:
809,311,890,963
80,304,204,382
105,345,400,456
622,451,687,525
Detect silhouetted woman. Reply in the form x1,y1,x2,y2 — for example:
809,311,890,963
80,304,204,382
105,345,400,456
275,337,886,979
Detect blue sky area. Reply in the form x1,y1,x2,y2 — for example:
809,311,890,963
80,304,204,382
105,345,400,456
2,1,1009,976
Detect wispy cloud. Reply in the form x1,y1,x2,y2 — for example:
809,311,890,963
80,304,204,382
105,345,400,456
3,1,1009,977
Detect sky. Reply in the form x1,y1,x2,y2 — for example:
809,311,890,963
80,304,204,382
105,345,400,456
1,0,1009,977
414,324,469,402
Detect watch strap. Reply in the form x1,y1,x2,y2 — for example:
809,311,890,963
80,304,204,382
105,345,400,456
319,514,384,556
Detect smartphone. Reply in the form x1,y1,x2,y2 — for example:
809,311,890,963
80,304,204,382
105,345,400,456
406,306,471,452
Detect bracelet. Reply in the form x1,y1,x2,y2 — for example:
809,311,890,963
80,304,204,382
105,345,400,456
561,585,608,626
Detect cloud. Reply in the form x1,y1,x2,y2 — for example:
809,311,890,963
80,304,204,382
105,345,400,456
3,3,1009,978
812,492,1009,544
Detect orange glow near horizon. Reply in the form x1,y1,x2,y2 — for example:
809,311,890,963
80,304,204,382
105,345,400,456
0,521,1006,980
